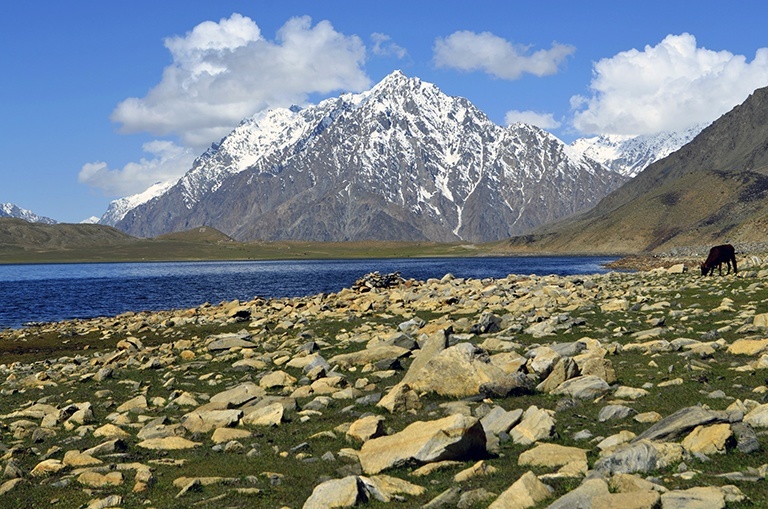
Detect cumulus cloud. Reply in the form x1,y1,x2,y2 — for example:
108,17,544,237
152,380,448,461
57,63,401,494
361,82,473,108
111,14,370,149
433,30,575,79
371,33,407,59
505,110,562,129
78,141,195,197
572,33,768,136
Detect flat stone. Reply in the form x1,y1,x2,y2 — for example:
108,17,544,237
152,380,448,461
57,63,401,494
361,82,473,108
480,406,524,435
137,437,202,450
592,490,661,509
211,427,252,444
93,423,131,439
518,443,588,468
116,395,148,413
30,459,65,477
743,403,768,427
181,409,242,433
77,471,124,487
259,370,297,389
360,474,426,502
206,333,257,351
209,382,265,407
242,402,284,427
660,486,725,509
595,440,683,475
598,404,635,422
358,414,486,474
551,375,611,400
63,450,103,467
546,478,610,509
329,345,411,368
634,406,730,442
727,338,768,356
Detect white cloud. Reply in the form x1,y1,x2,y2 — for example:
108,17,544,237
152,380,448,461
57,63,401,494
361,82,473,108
433,30,575,79
371,33,407,59
78,141,195,197
505,110,561,129
111,14,370,150
572,33,768,136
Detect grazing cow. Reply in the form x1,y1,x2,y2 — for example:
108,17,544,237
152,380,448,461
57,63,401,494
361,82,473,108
700,244,737,276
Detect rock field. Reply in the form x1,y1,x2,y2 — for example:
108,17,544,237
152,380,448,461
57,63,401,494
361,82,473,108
3,258,768,508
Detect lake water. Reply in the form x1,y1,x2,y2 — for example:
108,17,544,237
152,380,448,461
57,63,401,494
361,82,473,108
0,257,618,330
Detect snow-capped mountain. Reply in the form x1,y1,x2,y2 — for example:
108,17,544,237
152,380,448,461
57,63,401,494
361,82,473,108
115,71,629,243
100,180,178,226
0,203,57,224
570,123,709,178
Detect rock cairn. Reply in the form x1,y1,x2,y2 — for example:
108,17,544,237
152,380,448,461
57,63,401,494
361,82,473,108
2,258,768,507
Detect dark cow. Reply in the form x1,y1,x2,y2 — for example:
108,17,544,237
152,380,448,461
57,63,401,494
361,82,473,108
700,244,737,276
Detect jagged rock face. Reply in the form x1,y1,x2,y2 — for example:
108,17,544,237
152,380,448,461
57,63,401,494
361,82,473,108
570,124,707,178
116,72,627,242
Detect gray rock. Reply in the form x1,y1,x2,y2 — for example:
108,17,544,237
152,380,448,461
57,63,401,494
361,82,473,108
594,441,659,475
633,406,730,442
480,407,524,435
551,375,611,400
206,332,257,351
598,404,635,422
731,422,760,454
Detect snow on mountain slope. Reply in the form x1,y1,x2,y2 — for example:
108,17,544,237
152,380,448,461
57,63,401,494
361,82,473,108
0,203,57,224
570,123,709,178
99,180,178,226
115,71,628,242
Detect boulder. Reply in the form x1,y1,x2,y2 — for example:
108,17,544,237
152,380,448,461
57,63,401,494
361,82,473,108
302,476,366,509
681,423,732,455
347,415,386,443
181,409,243,433
209,382,265,407
634,406,731,442
488,470,553,509
546,478,610,509
377,383,421,413
358,414,486,474
406,342,528,398
518,443,588,468
593,491,661,509
551,375,611,400
242,402,284,427
660,486,725,509
510,406,555,445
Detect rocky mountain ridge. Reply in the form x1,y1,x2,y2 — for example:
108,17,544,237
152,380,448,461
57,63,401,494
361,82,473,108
0,203,56,224
504,85,768,253
112,72,630,243
569,123,708,178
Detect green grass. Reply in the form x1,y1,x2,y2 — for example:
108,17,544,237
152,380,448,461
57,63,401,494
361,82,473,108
2,272,768,507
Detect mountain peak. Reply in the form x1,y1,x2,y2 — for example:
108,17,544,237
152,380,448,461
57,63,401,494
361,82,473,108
0,203,57,224
114,71,628,242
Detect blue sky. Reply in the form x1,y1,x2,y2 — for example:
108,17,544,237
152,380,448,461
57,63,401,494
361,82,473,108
3,0,768,223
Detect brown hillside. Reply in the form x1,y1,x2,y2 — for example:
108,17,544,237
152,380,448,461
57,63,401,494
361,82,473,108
501,86,768,254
